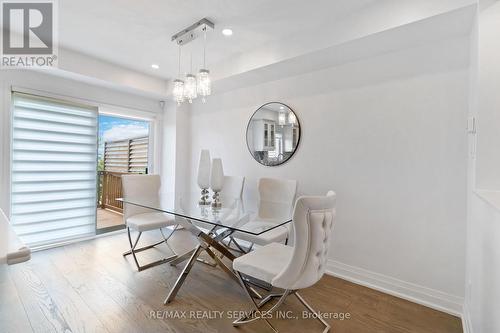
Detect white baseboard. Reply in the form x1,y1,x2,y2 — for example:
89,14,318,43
326,259,464,317
461,302,473,333
32,228,126,252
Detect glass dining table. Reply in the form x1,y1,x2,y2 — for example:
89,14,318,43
118,194,292,304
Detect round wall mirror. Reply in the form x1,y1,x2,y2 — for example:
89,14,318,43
246,102,301,166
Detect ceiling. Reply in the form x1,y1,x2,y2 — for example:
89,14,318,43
59,0,374,81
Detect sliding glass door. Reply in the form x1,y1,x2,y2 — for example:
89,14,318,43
10,92,154,246
10,92,98,248
96,115,150,233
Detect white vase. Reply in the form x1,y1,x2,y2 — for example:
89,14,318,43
197,150,211,205
210,158,224,207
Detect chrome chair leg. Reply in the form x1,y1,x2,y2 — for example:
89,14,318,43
124,227,178,272
160,225,179,255
234,291,287,324
294,292,331,333
161,224,178,242
124,228,142,270
233,271,279,332
233,274,329,332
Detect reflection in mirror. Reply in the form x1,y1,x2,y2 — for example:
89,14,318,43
246,102,300,166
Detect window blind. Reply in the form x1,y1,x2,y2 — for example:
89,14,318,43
11,92,98,247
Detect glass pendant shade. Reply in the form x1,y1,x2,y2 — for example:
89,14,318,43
278,111,286,126
173,79,185,105
184,74,197,103
197,69,211,103
288,111,297,125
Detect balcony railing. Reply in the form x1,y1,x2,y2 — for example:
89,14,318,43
98,171,127,213
98,136,149,214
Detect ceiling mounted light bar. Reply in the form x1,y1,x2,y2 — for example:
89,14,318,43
171,18,214,45
171,18,214,105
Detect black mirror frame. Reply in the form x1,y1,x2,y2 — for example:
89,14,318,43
245,102,301,167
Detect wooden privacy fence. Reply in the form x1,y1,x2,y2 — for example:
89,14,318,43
104,137,149,173
99,136,149,213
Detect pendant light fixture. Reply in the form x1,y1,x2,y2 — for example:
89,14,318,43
184,52,197,103
278,105,286,126
197,25,211,103
172,44,185,105
171,18,214,105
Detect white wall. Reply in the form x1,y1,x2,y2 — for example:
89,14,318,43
160,100,191,205
0,69,162,216
464,2,500,332
184,35,471,314
475,2,500,190
465,194,500,332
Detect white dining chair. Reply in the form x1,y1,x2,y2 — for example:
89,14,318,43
230,178,297,252
232,191,336,333
220,175,245,203
121,174,178,271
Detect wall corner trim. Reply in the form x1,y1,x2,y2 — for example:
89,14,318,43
461,301,473,333
325,259,464,317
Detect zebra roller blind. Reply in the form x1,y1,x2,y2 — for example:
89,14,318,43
11,92,98,247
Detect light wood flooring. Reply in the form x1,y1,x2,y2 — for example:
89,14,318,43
0,230,462,333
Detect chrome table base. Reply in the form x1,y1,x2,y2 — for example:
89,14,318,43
164,222,260,304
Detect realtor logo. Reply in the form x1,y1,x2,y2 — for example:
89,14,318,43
1,0,58,67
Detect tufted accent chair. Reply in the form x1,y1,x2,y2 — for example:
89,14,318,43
232,191,336,333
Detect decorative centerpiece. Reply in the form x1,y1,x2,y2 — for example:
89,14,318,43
197,150,211,205
210,158,224,208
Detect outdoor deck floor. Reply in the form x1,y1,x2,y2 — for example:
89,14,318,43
97,208,123,229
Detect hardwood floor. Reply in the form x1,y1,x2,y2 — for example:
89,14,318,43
0,230,462,333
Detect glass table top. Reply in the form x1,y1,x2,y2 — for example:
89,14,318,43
117,194,292,236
